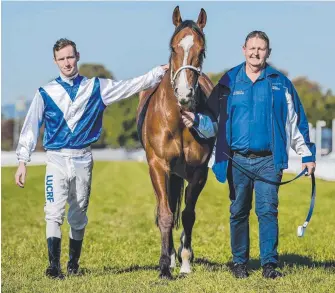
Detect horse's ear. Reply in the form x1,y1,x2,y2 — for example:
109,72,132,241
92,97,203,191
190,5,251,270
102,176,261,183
172,6,182,27
197,8,207,30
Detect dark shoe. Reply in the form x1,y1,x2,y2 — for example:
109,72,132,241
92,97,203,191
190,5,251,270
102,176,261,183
67,262,79,275
45,265,65,279
45,237,64,279
67,238,83,275
231,263,249,279
262,263,283,279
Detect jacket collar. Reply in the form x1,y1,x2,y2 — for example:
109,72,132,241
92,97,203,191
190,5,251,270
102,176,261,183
219,62,280,87
58,72,80,86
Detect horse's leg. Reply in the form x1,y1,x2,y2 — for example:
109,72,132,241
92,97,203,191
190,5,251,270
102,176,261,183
148,159,174,279
167,173,184,269
169,230,176,269
178,166,209,274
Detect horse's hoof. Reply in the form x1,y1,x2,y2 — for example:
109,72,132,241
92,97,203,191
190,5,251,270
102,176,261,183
179,268,192,275
159,271,173,280
179,272,190,279
180,264,192,274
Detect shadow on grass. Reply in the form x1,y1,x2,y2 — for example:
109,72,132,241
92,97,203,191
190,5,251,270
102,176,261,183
194,257,228,272
248,254,335,271
83,254,335,277
103,264,159,274
96,258,228,278
74,265,159,278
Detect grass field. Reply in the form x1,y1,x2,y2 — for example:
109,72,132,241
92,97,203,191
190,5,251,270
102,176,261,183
2,162,335,293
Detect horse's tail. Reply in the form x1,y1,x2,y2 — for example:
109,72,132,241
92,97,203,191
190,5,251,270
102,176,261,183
167,174,184,229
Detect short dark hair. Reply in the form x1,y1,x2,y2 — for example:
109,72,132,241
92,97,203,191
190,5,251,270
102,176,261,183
53,38,78,58
244,31,270,49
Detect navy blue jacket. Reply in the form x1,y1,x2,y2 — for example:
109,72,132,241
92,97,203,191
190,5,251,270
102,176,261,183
195,62,316,183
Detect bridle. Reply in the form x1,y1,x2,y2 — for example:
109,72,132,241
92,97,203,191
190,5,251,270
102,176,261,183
169,24,205,108
170,64,203,112
170,64,202,91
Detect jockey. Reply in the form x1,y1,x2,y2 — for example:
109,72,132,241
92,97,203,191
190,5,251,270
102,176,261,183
15,38,168,279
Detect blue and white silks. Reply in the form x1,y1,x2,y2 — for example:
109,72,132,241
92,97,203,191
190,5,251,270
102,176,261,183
16,67,165,162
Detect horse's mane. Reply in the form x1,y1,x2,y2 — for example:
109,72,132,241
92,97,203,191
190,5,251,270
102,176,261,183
169,20,206,58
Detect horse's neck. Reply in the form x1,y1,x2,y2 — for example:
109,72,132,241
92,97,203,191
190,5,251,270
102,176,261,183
151,76,182,134
158,73,178,110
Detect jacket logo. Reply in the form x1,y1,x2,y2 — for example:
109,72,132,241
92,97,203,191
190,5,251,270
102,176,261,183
272,86,280,90
46,175,54,203
233,90,244,95
220,93,229,100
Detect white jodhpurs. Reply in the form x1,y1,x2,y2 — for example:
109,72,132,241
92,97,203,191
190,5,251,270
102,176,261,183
44,147,93,241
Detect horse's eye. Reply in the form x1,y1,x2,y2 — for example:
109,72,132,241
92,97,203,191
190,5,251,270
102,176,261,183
171,47,176,54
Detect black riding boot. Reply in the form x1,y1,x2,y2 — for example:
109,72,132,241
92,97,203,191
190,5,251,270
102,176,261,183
45,237,64,279
67,238,83,275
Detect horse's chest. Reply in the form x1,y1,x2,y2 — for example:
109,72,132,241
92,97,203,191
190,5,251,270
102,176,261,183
152,134,209,165
145,116,210,165
182,130,210,166
168,137,209,181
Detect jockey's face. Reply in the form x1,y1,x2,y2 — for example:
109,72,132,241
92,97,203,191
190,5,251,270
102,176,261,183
243,37,270,69
54,45,80,78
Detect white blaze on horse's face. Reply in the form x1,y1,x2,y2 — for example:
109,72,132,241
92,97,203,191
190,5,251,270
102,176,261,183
175,34,194,105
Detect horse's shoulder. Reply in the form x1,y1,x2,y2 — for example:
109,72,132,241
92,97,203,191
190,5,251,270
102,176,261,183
139,88,154,104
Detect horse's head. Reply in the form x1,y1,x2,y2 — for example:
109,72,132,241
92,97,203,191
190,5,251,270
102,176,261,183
169,6,207,110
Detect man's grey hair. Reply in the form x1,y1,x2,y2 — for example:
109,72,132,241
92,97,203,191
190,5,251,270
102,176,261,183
244,31,270,49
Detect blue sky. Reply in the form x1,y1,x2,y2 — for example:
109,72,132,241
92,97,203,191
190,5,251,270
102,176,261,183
2,1,335,106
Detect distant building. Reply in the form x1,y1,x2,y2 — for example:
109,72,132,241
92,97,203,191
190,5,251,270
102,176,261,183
1,101,31,119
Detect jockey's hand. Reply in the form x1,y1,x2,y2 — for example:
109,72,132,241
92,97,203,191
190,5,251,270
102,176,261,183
181,109,195,128
15,162,27,188
160,64,169,71
302,162,316,176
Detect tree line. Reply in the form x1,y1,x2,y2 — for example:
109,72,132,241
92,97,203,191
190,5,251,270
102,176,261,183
2,63,334,151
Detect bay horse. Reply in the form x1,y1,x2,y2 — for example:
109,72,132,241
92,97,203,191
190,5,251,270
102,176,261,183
137,6,215,279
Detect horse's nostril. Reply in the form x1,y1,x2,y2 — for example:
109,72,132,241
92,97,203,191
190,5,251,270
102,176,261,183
186,89,194,98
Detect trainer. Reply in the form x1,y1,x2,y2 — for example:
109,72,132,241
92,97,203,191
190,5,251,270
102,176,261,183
181,31,316,279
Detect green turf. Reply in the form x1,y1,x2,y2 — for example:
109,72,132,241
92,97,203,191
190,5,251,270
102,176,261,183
2,162,335,293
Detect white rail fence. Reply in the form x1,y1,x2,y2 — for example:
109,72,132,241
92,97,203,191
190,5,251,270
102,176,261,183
3,119,335,181
2,148,334,181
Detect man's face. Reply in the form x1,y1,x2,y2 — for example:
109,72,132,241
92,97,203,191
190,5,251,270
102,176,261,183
243,37,270,68
54,45,80,77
